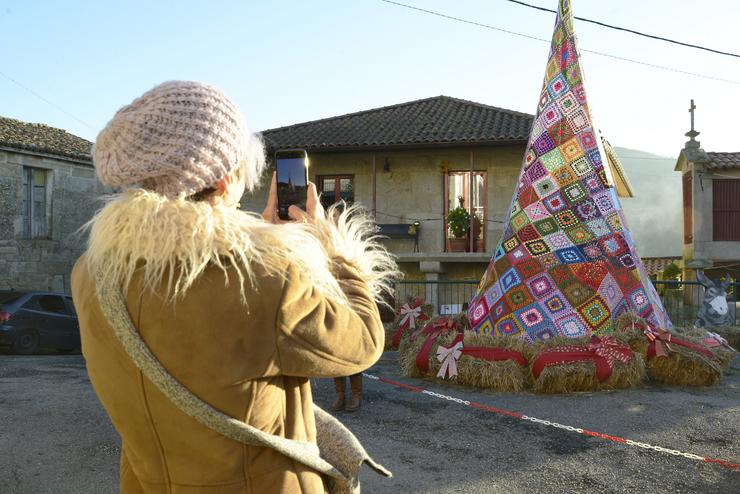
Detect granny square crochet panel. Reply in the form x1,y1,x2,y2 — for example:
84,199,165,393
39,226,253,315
467,0,672,341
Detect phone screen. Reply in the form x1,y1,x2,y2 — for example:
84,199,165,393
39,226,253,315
275,150,308,220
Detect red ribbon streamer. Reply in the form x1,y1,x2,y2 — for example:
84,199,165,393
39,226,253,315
416,331,442,374
461,346,529,367
532,336,633,382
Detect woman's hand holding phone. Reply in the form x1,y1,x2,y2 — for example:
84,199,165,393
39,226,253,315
262,172,324,224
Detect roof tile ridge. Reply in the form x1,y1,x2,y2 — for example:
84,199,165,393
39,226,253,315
260,95,534,134
441,96,534,119
260,96,450,134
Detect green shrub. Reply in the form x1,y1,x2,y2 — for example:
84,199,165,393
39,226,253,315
448,201,470,238
662,263,681,280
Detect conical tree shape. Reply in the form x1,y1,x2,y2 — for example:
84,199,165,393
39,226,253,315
467,0,671,340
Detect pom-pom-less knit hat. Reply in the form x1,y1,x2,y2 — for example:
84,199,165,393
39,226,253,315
93,80,256,198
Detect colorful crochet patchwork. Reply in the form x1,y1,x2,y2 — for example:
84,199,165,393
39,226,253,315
467,0,672,342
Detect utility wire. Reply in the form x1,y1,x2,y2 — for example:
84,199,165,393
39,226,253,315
379,0,740,86
505,0,740,59
0,70,95,131
380,0,549,42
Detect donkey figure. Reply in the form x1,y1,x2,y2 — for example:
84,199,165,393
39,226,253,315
694,271,735,328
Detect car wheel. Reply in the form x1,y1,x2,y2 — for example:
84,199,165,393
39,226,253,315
12,330,39,355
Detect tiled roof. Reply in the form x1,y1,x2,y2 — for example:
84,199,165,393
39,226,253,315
0,116,93,163
642,257,681,276
260,96,534,151
706,152,740,170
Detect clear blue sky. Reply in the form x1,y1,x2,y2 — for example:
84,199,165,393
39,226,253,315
2,0,739,157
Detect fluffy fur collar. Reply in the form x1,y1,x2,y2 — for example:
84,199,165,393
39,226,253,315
84,189,398,304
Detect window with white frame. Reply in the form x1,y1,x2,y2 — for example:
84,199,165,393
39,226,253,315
21,167,52,239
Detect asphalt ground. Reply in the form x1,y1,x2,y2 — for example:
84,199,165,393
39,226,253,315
1,352,738,493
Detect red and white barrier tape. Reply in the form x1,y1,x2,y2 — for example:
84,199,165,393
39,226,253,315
363,373,740,472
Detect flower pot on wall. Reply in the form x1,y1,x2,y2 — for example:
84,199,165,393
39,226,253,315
449,237,469,252
474,239,485,253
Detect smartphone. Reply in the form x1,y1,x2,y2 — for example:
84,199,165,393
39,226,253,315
275,149,309,221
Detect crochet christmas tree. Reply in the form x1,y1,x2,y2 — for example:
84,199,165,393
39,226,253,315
467,0,672,341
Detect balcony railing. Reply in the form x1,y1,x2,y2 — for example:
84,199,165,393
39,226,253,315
394,280,479,315
392,279,739,327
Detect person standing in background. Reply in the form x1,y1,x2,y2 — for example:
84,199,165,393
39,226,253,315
331,373,363,412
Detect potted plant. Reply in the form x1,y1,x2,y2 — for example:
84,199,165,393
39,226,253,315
447,197,470,252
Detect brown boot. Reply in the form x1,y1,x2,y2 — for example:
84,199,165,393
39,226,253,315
346,374,362,412
330,377,346,412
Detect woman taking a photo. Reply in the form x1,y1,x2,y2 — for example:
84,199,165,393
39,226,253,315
72,80,397,493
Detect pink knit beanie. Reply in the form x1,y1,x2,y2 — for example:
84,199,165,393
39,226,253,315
93,80,262,198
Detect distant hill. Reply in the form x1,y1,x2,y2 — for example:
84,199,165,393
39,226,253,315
613,147,681,258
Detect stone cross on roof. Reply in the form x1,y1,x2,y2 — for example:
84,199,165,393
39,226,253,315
685,99,701,148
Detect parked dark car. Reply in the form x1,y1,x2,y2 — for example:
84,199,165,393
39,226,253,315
0,291,80,354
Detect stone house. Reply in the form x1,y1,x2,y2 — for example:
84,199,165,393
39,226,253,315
674,110,740,281
0,116,106,293
250,96,633,310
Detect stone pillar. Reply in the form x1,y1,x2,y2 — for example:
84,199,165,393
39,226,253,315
677,115,711,307
419,261,445,315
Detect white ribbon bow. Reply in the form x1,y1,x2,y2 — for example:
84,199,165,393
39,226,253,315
399,303,422,329
436,341,463,379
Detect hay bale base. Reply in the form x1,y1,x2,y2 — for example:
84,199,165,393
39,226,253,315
454,356,529,391
531,357,645,394
623,330,724,387
398,327,645,393
396,313,731,393
643,351,722,387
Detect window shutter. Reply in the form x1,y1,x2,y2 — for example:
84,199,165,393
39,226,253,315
713,179,740,241
682,172,692,244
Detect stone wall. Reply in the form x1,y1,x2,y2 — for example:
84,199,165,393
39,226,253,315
240,144,524,282
0,150,108,293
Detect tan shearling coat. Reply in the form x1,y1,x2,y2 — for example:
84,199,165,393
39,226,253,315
71,189,397,494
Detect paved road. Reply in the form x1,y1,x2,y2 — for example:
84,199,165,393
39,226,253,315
1,352,738,493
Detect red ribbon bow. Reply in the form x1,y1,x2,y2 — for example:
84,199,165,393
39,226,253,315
392,297,429,347
644,328,716,360
414,317,462,374
396,297,428,330
643,328,673,358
